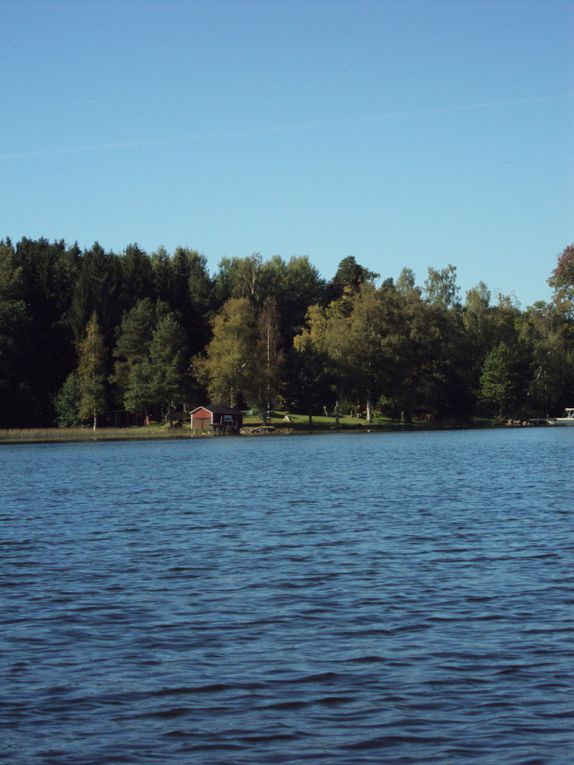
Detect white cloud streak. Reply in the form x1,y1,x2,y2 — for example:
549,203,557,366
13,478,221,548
1,92,573,161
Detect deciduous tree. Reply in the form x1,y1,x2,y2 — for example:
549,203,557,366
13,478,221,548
256,297,284,420
548,243,574,317
479,342,518,417
194,298,258,408
54,372,82,427
519,302,572,415
423,264,460,310
77,313,107,431
288,334,334,429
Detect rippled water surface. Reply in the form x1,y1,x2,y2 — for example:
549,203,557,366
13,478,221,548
2,428,574,764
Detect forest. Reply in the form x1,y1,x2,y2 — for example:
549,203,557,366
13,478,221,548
0,236,573,429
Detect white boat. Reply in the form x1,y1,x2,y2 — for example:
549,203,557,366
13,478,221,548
547,408,574,426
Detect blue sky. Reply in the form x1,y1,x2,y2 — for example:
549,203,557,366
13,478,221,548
2,0,573,306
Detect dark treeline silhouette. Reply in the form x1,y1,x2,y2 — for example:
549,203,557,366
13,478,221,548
1,237,573,428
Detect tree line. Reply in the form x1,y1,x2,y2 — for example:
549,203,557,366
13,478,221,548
0,236,573,428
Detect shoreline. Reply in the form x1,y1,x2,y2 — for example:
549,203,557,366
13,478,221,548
0,418,543,446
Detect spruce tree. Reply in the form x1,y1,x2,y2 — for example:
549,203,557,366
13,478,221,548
148,314,189,424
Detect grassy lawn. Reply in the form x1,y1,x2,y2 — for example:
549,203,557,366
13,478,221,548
242,411,401,431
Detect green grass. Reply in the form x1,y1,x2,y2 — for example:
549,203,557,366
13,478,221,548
242,411,401,431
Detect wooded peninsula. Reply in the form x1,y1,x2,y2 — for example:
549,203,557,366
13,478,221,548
1,237,573,431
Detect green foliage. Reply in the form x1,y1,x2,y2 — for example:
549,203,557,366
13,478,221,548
1,235,573,427
77,313,107,429
54,372,82,427
167,247,213,355
148,314,189,419
123,358,154,417
214,254,326,345
0,297,34,426
287,334,334,428
396,267,419,296
280,256,326,336
214,253,264,304
548,243,574,318
479,342,518,417
8,238,79,424
194,297,258,407
68,242,121,344
112,298,169,403
121,311,189,420
255,297,284,419
518,301,572,415
423,264,460,309
121,243,154,308
329,256,379,300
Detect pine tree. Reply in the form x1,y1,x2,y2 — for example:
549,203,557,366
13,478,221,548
112,298,168,403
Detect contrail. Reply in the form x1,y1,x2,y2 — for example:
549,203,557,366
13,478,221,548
1,92,572,161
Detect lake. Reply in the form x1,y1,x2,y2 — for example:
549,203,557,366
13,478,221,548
1,428,573,764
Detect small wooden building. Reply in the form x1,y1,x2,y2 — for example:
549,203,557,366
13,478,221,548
190,405,243,434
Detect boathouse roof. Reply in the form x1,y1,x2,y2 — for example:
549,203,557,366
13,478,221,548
189,404,242,416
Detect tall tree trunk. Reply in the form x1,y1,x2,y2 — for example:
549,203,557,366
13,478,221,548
92,366,97,433
266,321,271,423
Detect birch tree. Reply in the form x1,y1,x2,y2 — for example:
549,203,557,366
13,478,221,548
194,298,258,408
77,312,107,431
256,297,283,421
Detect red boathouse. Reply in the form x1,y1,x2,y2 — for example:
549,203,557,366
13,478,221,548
190,405,243,434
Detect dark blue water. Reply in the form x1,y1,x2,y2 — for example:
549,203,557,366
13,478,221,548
2,428,573,764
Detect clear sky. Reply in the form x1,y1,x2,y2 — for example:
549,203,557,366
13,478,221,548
2,0,573,306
